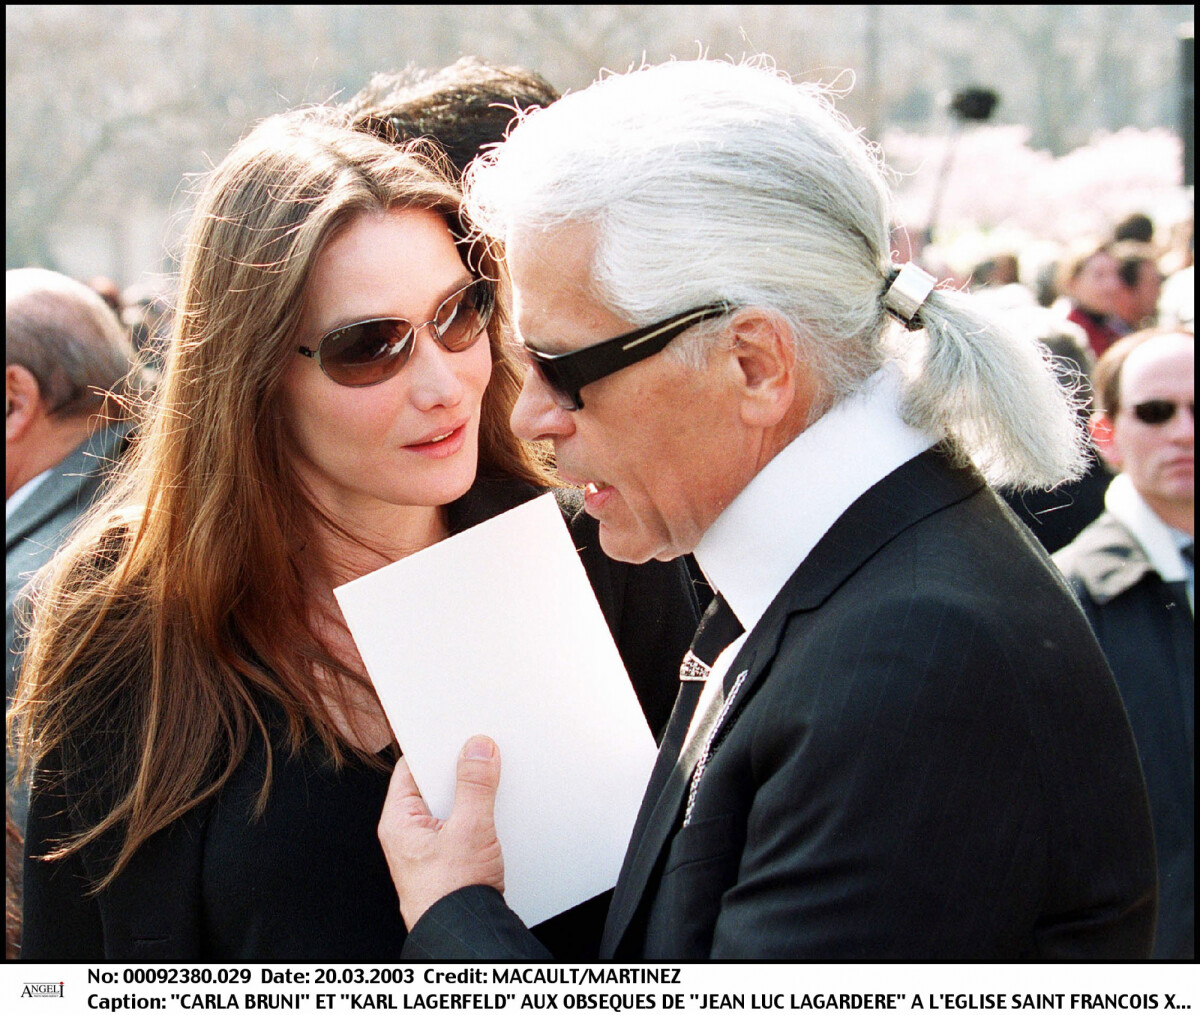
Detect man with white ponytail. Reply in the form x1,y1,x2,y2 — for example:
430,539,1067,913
378,59,1156,960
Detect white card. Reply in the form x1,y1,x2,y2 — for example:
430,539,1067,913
334,493,659,927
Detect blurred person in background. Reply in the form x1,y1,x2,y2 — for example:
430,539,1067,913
86,275,124,318
1156,215,1193,329
6,268,139,827
11,110,696,962
122,283,174,377
1158,264,1195,329
1034,253,1064,309
1056,242,1123,359
1054,328,1194,960
969,252,1021,290
378,58,1155,961
1110,241,1163,335
1158,214,1192,277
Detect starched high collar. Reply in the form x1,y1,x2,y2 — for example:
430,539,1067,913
694,365,939,634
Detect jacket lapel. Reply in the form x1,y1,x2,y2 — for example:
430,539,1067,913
5,425,128,551
600,445,984,957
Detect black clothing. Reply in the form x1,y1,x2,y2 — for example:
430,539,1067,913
1000,449,1110,554
404,448,1157,960
1055,511,1195,959
22,479,699,961
201,709,402,960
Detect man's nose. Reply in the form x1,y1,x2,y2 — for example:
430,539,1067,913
510,367,575,443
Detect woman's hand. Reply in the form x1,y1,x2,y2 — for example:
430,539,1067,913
378,736,506,929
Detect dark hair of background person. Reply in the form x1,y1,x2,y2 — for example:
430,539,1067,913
1093,325,1197,417
970,252,1020,288
344,56,561,177
1035,259,1060,307
1112,212,1155,245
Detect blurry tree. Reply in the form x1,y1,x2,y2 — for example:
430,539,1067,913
5,5,1192,284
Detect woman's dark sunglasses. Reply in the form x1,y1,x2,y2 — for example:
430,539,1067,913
523,302,730,411
297,278,494,387
1130,399,1194,426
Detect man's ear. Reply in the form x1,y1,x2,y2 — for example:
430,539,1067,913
6,363,43,443
726,310,804,429
1090,412,1122,471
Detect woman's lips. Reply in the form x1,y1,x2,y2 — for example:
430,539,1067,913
404,423,467,458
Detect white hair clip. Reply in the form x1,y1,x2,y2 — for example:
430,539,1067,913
883,262,937,330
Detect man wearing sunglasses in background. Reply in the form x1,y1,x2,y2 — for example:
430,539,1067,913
1055,328,1195,959
378,59,1156,960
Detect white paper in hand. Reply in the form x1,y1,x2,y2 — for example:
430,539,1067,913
333,493,659,927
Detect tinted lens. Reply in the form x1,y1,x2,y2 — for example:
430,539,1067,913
1132,400,1191,425
435,279,494,351
320,319,413,386
535,360,581,410
520,347,580,410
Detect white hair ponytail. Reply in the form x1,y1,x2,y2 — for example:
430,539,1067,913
890,284,1089,490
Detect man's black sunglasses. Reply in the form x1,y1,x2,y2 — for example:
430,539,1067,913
523,302,731,410
1130,399,1194,426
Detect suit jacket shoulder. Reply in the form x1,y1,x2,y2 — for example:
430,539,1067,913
605,447,1155,960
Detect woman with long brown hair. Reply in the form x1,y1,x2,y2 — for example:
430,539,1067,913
10,109,697,961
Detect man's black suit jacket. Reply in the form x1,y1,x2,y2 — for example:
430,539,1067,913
404,447,1157,960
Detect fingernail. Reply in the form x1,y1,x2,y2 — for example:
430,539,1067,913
463,736,495,760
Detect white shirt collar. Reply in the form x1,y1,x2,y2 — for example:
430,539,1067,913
1104,472,1190,583
5,467,52,520
694,366,939,632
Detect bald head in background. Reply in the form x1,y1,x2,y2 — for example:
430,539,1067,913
6,268,137,498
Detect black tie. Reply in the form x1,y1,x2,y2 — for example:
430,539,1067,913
656,595,744,762
627,594,744,855
1182,543,1194,566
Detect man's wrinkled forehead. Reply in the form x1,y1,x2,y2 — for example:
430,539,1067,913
506,223,617,355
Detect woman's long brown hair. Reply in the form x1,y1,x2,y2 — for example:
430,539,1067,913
9,108,551,892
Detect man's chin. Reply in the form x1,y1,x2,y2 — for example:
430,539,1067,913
596,520,688,565
596,521,655,565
